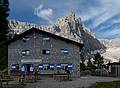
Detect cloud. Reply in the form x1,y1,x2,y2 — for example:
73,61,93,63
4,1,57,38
9,0,120,39
96,28,120,39
34,4,53,24
82,0,120,39
106,29,120,37
83,0,120,24
92,14,120,32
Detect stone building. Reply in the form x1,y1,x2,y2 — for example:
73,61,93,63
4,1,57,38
108,62,120,77
7,28,83,77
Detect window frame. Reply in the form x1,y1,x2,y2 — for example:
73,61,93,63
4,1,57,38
22,36,30,42
21,49,30,56
42,49,50,55
42,36,50,42
61,48,69,54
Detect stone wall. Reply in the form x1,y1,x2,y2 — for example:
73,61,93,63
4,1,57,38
8,31,81,77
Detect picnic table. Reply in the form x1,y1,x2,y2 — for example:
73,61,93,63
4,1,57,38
53,73,72,81
0,77,13,87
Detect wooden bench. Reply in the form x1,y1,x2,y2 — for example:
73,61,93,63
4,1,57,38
0,78,13,87
0,74,15,87
53,73,71,81
18,74,40,83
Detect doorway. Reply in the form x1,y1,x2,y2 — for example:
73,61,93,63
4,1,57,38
26,64,30,74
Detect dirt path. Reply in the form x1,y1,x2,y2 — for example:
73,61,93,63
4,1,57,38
24,76,120,88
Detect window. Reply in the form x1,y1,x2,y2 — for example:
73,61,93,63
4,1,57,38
40,64,54,70
67,64,72,70
57,64,62,70
22,36,29,42
42,36,50,42
61,64,68,70
59,64,72,70
61,48,69,54
11,64,19,72
39,64,43,70
43,64,49,70
50,64,54,70
11,64,16,70
42,49,50,55
21,50,30,56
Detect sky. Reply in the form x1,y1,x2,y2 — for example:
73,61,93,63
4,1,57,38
9,0,120,39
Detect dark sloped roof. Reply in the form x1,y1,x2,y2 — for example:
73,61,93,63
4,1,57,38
1,28,84,48
108,62,120,65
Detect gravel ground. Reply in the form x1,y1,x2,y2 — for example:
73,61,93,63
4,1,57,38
24,76,120,88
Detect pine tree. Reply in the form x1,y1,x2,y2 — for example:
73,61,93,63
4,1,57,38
0,0,9,70
94,52,104,69
87,58,96,70
0,45,7,70
80,54,86,71
0,0,9,43
87,58,93,68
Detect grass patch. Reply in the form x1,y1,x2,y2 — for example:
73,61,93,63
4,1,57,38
89,81,120,88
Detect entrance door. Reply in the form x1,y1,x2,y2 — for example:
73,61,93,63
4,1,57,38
26,64,30,74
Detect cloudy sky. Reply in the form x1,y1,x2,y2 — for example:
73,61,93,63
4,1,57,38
9,0,120,39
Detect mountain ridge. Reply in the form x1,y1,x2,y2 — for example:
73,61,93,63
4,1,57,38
8,11,106,58
100,39,120,62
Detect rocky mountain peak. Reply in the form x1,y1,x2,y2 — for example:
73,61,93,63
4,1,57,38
8,11,106,58
53,12,106,57
53,11,83,43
